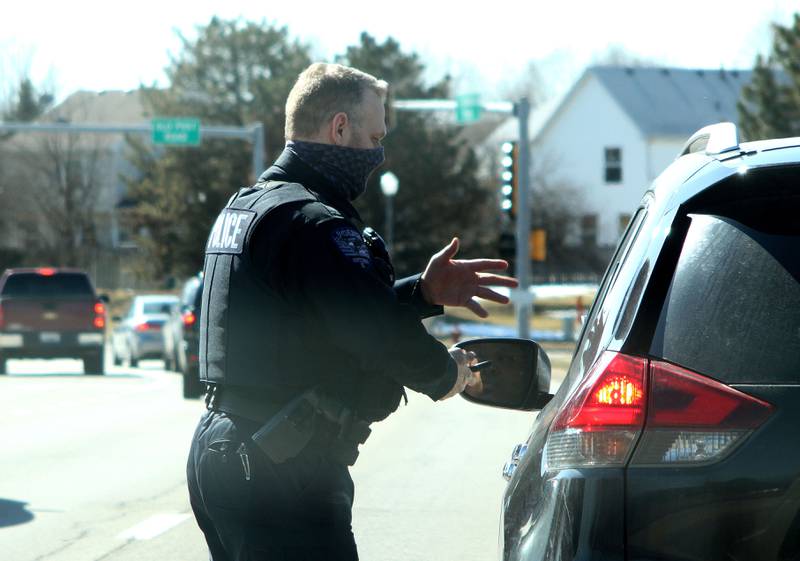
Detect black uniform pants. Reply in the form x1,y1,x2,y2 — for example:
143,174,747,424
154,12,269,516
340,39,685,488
187,410,358,561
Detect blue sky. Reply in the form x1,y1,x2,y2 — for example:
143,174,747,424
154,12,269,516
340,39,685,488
1,0,797,104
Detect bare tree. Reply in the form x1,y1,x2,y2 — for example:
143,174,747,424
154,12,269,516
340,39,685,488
4,132,105,267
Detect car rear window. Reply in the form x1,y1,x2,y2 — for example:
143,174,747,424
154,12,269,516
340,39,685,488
142,301,175,314
0,272,94,298
649,213,799,383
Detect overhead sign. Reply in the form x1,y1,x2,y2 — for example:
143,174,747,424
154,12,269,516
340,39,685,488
151,118,201,146
455,94,482,124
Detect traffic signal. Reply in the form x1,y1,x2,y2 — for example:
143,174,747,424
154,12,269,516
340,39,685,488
530,228,547,262
498,231,515,263
500,141,518,215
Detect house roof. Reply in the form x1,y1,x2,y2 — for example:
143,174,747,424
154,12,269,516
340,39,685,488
44,90,148,124
590,66,752,137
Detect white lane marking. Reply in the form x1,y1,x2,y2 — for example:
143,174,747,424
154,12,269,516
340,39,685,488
118,513,191,541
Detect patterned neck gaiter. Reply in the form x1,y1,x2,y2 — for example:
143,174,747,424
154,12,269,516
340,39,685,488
287,140,385,201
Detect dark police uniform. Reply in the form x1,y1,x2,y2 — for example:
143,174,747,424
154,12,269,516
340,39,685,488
187,147,458,561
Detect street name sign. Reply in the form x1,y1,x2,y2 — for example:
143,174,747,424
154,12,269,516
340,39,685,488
455,93,482,124
151,118,201,146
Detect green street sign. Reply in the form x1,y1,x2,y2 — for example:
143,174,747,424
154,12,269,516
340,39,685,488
455,93,482,124
151,118,201,146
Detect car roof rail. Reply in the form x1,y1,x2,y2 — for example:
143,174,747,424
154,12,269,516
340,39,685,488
679,122,739,158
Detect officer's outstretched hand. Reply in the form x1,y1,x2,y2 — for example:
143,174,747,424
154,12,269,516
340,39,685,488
440,347,479,400
420,237,519,318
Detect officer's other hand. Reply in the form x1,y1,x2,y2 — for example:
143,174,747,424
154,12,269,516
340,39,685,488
420,237,519,318
440,347,478,400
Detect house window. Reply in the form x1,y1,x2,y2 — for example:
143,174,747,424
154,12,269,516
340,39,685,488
605,147,622,183
581,214,598,246
619,213,632,235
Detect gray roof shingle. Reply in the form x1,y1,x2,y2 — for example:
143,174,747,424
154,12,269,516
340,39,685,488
591,66,752,137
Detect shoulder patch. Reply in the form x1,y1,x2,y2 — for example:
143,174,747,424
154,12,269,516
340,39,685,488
331,226,372,269
206,208,256,254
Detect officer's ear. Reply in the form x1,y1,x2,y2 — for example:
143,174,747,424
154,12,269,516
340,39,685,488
330,112,350,146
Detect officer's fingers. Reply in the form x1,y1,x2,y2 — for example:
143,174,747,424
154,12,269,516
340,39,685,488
465,298,488,318
462,259,509,272
477,273,519,288
448,347,470,365
433,237,459,262
475,286,509,304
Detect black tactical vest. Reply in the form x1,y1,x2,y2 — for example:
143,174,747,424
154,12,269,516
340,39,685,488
199,181,319,392
199,180,405,420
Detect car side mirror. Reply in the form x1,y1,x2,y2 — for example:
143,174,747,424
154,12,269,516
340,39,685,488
98,294,110,304
455,337,553,411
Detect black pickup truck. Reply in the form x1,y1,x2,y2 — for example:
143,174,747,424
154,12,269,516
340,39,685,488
0,268,107,374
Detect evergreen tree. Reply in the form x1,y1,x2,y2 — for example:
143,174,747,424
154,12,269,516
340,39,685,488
124,18,311,280
738,14,800,140
2,77,53,122
337,33,498,276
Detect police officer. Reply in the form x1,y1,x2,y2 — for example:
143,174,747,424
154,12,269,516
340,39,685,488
187,62,518,561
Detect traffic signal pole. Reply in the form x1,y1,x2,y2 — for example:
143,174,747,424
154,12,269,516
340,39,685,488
0,122,266,182
393,97,532,338
514,98,532,339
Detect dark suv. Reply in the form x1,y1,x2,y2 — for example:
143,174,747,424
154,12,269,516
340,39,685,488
468,123,799,561
163,273,205,398
0,268,107,374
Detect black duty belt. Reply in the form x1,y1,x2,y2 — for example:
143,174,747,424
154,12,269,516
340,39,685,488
206,385,288,424
205,384,372,466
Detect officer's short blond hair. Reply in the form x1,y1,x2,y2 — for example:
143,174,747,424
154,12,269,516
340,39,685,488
285,63,388,140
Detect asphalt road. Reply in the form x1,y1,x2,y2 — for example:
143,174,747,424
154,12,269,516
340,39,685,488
0,349,571,561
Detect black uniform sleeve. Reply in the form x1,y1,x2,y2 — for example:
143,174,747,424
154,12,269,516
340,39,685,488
393,274,444,320
290,214,457,401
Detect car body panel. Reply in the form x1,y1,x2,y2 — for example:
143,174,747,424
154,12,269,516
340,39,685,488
499,135,800,561
627,386,800,561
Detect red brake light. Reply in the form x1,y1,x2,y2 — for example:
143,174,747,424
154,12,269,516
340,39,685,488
37,268,56,276
544,352,775,471
182,311,196,327
546,352,647,469
0,303,4,329
134,322,160,332
93,301,106,330
552,352,647,432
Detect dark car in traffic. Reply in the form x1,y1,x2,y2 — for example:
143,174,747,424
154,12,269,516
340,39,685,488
163,273,205,398
0,267,108,374
463,123,800,561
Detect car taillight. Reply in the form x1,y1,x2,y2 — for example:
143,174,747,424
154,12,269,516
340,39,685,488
134,322,160,332
94,301,106,329
629,361,774,466
546,352,647,469
544,352,774,472
182,311,196,327
0,303,4,329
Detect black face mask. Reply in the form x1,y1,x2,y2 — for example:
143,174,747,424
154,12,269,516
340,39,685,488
287,140,385,201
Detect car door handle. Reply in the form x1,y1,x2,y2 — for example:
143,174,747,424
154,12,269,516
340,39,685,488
502,443,528,481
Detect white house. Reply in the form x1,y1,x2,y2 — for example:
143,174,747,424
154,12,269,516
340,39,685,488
492,65,753,252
